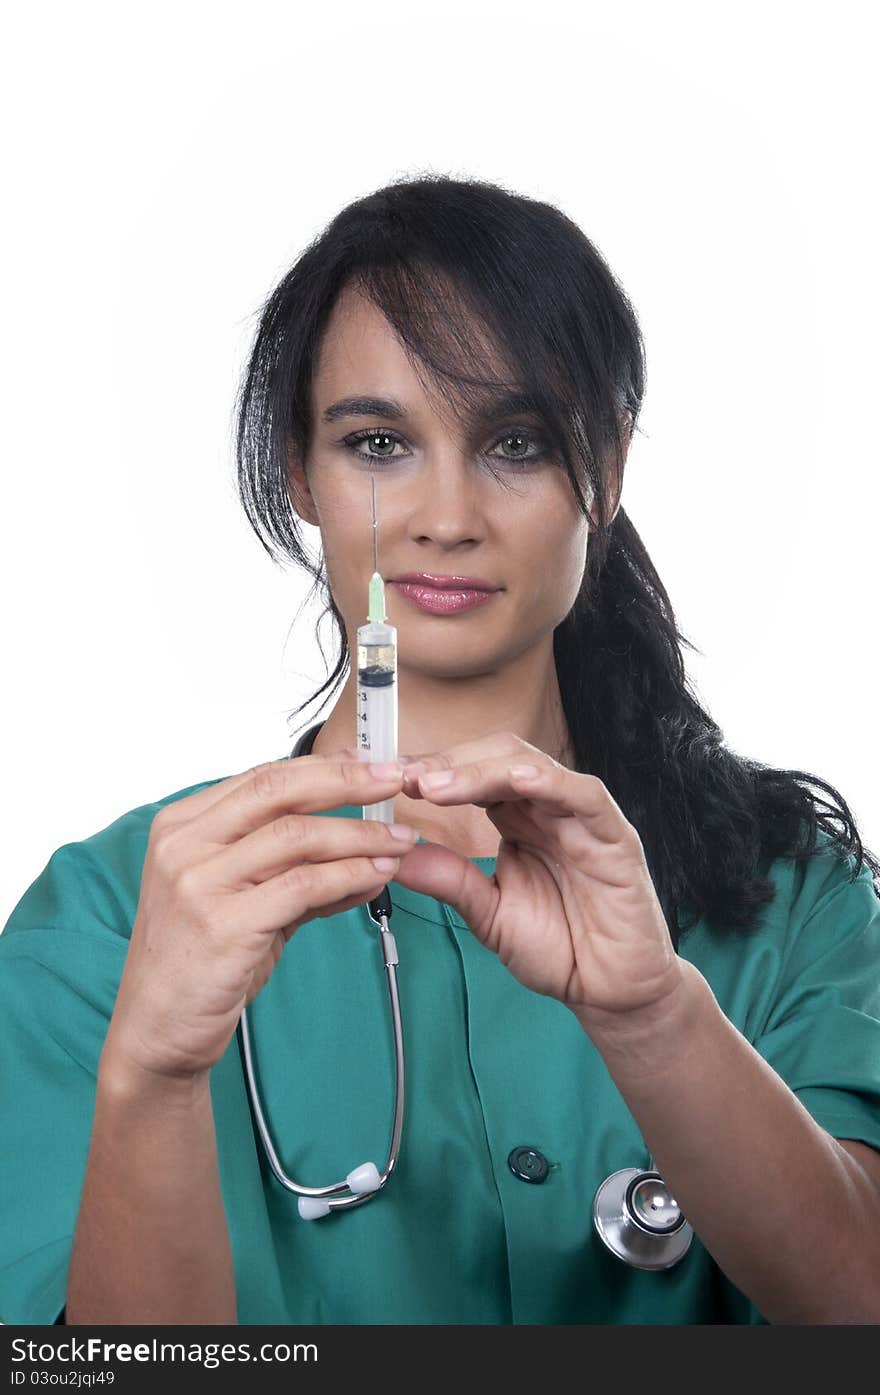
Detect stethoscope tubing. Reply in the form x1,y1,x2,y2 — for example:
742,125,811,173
239,887,405,1210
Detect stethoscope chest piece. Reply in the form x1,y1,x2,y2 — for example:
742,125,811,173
593,1168,693,1270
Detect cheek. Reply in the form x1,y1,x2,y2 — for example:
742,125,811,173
309,485,368,603
513,524,587,625
529,500,588,586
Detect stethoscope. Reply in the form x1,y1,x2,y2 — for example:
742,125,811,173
239,879,404,1220
238,724,694,1271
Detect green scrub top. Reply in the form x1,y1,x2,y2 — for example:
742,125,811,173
2,722,880,1326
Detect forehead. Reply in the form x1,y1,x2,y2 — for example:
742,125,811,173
311,282,515,426
313,287,410,388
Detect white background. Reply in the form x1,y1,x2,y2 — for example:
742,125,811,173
2,0,877,924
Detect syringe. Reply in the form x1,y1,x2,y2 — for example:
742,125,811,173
356,478,406,1201
356,475,399,827
357,478,404,1062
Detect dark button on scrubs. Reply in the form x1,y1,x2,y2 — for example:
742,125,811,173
1,772,880,1324
508,1147,551,1183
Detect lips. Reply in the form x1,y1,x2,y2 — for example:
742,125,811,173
389,581,499,615
391,573,500,592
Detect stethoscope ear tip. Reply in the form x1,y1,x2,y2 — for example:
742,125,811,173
297,1162,383,1219
298,1197,333,1220
347,1161,382,1194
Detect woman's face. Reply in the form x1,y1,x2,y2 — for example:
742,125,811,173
287,285,592,680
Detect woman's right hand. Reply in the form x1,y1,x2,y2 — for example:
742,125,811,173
100,751,416,1086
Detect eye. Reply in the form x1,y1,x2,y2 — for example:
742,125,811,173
342,429,407,462
487,430,548,464
342,426,550,468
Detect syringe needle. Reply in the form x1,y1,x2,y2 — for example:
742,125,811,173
371,475,378,574
368,474,385,623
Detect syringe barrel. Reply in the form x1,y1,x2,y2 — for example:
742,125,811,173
356,620,398,826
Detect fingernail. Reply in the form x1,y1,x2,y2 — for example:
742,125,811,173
388,823,417,841
368,762,404,780
423,770,454,788
372,855,400,872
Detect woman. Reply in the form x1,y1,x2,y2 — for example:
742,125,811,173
2,174,879,1325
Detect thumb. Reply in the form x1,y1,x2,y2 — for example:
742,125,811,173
389,842,498,941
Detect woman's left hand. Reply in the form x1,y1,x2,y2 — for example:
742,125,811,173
388,732,686,1029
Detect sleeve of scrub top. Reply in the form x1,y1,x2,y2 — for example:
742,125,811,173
752,847,880,1152
0,844,130,1326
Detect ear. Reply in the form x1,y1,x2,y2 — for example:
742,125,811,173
286,438,319,527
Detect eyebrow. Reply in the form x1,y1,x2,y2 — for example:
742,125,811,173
320,391,545,426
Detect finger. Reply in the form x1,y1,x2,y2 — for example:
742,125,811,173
399,730,537,793
152,745,362,831
156,752,406,848
416,757,630,845
223,837,413,943
206,804,418,888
